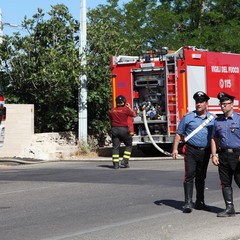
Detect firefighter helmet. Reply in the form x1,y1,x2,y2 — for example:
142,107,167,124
116,95,126,106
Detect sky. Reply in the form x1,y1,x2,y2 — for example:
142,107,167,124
0,0,126,36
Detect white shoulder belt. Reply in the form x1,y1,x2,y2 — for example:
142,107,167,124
184,115,214,142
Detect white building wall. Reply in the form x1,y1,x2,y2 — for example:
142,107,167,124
0,104,34,158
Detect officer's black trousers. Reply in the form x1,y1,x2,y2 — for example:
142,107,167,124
184,144,211,184
218,152,240,188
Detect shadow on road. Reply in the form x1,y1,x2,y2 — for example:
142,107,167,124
154,199,224,214
97,145,174,158
98,164,113,169
98,164,131,169
154,199,183,211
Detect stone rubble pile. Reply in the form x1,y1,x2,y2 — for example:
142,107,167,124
19,132,79,160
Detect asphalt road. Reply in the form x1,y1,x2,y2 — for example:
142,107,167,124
0,159,240,240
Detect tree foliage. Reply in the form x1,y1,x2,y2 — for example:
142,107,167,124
0,4,80,133
0,0,240,144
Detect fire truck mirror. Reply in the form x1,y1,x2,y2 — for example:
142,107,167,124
2,107,6,121
0,106,6,122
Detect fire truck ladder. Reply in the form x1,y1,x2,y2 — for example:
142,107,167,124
165,53,180,136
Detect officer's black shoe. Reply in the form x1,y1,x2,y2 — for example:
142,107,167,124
120,160,129,168
182,202,194,213
113,162,119,169
217,206,235,217
195,201,211,211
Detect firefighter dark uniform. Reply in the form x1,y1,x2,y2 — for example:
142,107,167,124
109,95,136,169
172,91,214,213
211,92,240,217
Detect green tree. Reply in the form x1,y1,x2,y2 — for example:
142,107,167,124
86,1,127,142
170,0,240,52
0,5,80,133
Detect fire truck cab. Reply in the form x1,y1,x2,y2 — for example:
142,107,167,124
0,91,6,148
111,46,240,153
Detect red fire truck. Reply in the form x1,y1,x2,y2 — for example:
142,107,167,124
0,92,6,148
110,46,240,154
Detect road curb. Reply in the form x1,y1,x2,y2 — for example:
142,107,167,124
0,155,184,165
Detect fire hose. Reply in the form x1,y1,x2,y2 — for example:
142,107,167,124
142,106,214,156
142,109,172,156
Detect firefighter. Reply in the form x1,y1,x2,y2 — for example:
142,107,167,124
109,95,136,169
211,92,240,217
172,91,214,213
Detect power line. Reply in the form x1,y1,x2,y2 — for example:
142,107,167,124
0,8,18,44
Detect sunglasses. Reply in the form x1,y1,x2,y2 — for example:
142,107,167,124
219,102,233,107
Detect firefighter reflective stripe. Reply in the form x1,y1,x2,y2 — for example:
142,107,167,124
112,154,119,162
123,151,131,160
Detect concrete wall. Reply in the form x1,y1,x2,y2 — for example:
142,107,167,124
0,104,34,158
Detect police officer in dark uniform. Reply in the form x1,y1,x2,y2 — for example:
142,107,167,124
109,95,136,169
172,91,214,213
211,92,240,217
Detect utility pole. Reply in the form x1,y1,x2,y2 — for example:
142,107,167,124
0,8,18,44
78,0,88,142
0,9,3,44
